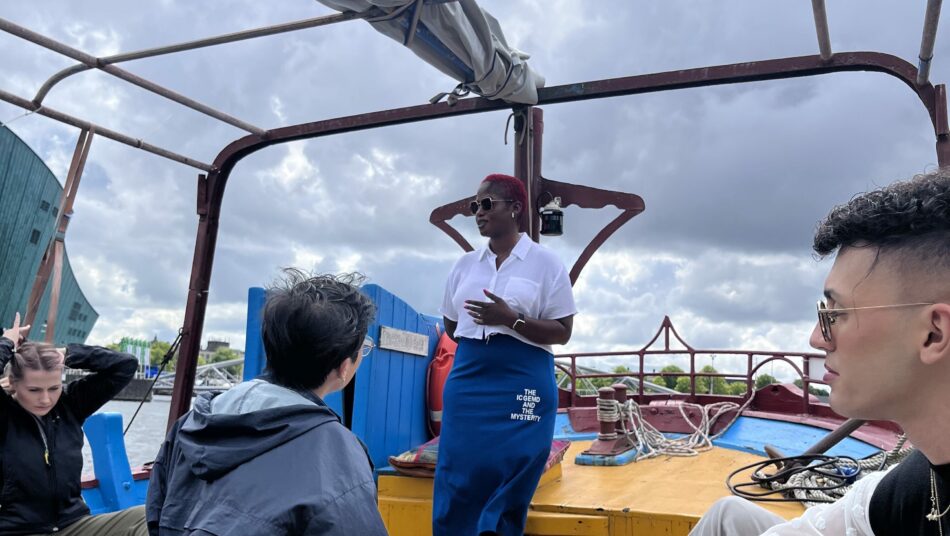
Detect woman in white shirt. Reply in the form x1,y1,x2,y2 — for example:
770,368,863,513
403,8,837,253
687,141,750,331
433,173,577,536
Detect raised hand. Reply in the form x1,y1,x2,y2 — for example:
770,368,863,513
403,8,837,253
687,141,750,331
2,312,31,351
464,289,517,327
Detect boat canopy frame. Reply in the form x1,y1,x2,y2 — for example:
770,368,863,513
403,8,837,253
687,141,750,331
0,7,948,430
168,50,950,427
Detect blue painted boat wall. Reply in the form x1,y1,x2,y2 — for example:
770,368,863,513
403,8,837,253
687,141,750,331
81,413,149,514
352,284,437,469
242,287,267,382
0,126,97,344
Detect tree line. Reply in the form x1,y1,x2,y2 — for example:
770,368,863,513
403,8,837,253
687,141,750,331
106,339,241,375
562,364,829,397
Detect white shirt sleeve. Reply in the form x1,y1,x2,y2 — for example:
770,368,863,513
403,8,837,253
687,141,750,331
760,469,890,536
439,258,463,321
539,261,576,320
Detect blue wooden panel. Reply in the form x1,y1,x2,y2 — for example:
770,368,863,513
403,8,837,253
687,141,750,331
714,416,880,458
572,416,880,465
552,412,596,442
82,413,141,512
351,284,437,469
242,287,267,381
323,390,344,417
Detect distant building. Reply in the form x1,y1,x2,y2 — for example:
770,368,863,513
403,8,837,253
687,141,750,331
0,126,97,345
199,338,244,362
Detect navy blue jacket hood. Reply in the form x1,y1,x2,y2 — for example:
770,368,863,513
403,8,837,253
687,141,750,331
178,390,339,481
146,379,387,536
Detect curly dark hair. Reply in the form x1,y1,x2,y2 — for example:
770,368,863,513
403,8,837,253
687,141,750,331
261,269,376,390
813,170,950,270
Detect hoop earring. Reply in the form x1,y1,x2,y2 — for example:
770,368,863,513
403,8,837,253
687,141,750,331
511,212,516,219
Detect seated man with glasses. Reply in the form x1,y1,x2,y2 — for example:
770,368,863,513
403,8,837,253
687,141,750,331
690,169,950,536
146,270,387,536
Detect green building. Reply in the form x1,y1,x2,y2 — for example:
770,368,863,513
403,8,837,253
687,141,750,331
0,126,97,344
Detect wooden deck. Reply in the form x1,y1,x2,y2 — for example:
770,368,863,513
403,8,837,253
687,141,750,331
378,441,805,536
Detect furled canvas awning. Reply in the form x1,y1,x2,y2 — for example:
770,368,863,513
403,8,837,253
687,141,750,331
317,0,545,104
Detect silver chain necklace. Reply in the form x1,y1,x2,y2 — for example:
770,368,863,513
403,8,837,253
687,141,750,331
928,468,950,536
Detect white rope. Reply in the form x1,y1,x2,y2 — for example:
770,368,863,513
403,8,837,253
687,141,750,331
0,107,41,127
764,434,913,507
594,396,912,506
594,396,755,461
595,397,620,440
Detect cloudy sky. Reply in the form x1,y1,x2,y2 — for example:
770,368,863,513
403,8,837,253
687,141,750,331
1,1,947,380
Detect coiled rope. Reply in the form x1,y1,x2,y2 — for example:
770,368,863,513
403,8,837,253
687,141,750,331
595,396,755,460
727,434,913,505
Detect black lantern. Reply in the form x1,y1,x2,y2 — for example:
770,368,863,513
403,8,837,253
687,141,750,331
539,196,564,236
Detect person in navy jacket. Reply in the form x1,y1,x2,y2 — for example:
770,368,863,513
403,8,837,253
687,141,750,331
147,271,388,536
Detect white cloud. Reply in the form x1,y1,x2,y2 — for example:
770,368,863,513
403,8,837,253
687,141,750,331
63,23,122,56
270,95,287,124
1,0,944,373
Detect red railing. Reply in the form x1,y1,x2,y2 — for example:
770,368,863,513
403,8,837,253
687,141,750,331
554,316,827,415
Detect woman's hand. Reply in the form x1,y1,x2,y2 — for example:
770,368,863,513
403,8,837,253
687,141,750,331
2,312,31,351
465,289,517,327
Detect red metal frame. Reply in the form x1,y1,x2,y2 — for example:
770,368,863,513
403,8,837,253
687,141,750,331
555,317,904,450
556,316,824,412
160,51,950,428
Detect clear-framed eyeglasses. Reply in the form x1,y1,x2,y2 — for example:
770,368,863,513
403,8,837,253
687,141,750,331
816,300,934,342
360,336,375,357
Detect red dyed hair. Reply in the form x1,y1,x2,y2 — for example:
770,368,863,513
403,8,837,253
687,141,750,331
481,173,528,211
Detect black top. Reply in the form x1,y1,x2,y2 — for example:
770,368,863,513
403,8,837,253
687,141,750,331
0,337,137,535
870,449,950,535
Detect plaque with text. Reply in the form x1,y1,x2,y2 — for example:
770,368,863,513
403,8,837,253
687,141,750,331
379,326,429,356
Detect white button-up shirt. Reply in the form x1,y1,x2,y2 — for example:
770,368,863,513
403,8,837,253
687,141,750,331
440,233,577,353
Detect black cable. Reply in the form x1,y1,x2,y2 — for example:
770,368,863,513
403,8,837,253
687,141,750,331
726,454,861,503
123,328,183,436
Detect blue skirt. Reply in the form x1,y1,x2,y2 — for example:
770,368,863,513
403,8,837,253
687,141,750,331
433,335,557,536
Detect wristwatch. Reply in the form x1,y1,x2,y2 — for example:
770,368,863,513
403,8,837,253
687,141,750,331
511,312,526,331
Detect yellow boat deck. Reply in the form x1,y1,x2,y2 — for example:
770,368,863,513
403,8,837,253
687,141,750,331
378,440,805,536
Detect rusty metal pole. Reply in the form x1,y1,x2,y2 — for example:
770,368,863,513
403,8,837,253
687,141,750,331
811,0,832,60
530,108,544,241
44,242,65,343
936,84,950,168
570,357,578,407
513,107,543,241
917,0,944,86
167,173,217,430
24,129,94,335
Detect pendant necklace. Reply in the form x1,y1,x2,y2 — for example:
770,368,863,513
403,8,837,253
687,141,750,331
928,468,950,536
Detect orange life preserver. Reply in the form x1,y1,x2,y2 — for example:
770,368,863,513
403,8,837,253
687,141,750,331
427,332,457,437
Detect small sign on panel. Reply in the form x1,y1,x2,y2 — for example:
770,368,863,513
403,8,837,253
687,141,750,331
379,326,429,356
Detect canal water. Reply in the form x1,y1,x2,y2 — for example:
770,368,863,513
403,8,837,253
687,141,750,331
82,395,177,471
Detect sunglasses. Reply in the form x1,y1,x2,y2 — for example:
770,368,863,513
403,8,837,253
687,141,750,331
816,300,934,342
469,197,514,215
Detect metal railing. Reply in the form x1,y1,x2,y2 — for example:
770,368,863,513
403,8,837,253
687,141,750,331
555,317,827,415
